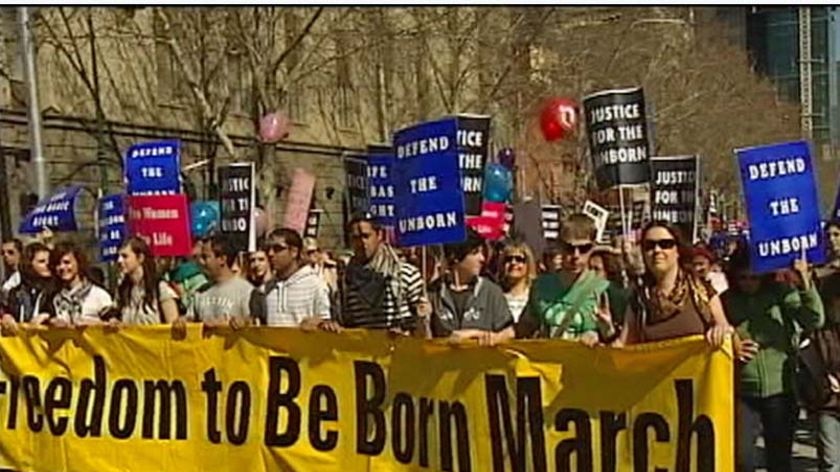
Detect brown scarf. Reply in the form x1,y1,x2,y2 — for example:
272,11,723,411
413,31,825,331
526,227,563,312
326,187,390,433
639,269,713,325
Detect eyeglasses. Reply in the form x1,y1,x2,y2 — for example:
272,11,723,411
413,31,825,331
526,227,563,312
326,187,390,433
306,249,319,255
642,239,678,252
560,241,593,255
2,250,15,256
505,255,527,264
265,243,289,254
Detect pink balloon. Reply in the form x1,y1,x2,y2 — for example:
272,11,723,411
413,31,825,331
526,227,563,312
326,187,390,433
254,207,268,237
259,112,291,143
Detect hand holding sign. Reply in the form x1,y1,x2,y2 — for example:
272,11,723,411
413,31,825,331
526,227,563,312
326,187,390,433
793,245,812,291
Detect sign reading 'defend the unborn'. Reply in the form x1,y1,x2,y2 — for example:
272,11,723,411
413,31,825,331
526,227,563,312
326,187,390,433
124,140,182,196
18,186,83,234
127,195,192,257
737,140,825,273
456,114,490,217
219,163,256,252
393,118,466,247
650,156,699,242
367,144,395,228
583,87,651,190
98,194,126,262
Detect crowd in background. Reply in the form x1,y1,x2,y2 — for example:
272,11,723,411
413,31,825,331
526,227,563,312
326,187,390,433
4,213,840,472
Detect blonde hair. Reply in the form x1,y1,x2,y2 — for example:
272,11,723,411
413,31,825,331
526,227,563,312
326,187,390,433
500,241,537,290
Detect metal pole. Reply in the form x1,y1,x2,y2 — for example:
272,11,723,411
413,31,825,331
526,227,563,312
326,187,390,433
18,7,48,198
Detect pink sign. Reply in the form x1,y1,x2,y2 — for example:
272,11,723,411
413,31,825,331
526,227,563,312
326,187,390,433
127,195,192,257
467,201,507,240
282,168,316,234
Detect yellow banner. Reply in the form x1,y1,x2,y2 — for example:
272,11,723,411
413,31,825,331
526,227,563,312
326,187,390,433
0,326,733,472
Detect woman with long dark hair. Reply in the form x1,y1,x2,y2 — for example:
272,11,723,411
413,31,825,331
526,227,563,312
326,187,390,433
723,246,822,472
0,242,52,334
36,241,112,327
115,236,180,325
615,221,733,346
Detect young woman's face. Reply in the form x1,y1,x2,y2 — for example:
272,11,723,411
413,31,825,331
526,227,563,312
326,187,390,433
56,252,80,283
31,250,51,278
117,245,142,276
503,250,529,281
642,226,679,276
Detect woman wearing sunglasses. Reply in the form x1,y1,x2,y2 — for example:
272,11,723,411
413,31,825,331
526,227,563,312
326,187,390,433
499,242,537,323
516,214,614,345
616,221,733,347
722,246,823,472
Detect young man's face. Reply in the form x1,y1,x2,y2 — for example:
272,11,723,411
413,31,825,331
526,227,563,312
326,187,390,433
350,222,383,261
456,247,485,282
249,250,270,279
2,242,20,270
267,237,297,274
200,244,226,281
560,238,594,275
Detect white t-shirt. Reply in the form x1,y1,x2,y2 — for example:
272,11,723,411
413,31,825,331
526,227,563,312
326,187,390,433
121,281,178,325
53,284,113,325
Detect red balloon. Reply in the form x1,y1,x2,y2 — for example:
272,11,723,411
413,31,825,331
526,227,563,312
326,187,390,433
539,98,578,142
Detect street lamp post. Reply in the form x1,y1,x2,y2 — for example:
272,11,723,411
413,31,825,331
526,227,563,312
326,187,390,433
18,7,48,199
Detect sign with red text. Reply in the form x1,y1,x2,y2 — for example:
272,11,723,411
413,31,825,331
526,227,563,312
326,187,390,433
466,201,506,240
282,169,316,234
127,195,192,257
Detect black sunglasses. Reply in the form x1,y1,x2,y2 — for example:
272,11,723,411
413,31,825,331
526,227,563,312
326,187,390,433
265,243,289,253
642,239,678,252
505,255,527,264
560,241,594,255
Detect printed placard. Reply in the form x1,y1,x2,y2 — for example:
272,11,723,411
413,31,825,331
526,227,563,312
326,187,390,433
18,186,83,234
98,194,126,262
736,140,825,273
393,118,466,247
583,88,651,190
651,156,699,242
124,140,182,196
456,114,491,217
219,163,257,251
127,194,192,257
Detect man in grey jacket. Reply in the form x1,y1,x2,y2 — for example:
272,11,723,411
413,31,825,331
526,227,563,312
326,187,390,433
429,228,514,345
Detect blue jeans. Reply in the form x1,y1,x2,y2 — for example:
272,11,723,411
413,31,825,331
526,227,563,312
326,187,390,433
738,395,797,472
819,412,840,472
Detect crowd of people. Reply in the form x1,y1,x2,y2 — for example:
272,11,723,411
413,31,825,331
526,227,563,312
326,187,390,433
3,211,840,472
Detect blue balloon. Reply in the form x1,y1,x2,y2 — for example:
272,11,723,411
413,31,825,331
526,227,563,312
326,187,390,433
190,201,220,238
483,163,513,203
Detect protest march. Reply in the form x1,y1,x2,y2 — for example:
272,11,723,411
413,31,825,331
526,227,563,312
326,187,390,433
2,5,840,472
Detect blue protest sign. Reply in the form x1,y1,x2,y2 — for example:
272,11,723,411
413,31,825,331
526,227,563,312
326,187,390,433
367,144,395,228
736,140,825,273
19,186,83,234
98,194,126,262
393,117,466,247
124,140,182,195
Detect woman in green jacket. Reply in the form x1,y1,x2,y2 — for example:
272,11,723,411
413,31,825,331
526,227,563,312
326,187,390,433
722,248,824,472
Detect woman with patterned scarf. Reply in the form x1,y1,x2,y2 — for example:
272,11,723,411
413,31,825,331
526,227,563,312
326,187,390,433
615,221,733,346
33,242,113,327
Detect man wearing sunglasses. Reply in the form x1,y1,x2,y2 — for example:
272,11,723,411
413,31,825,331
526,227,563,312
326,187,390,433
263,228,333,331
428,228,514,345
516,213,615,345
